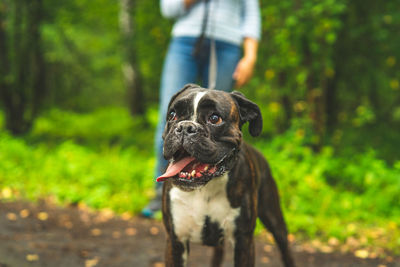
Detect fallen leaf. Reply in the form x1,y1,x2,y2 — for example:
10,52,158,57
1,187,12,198
287,234,295,243
125,227,137,236
6,212,17,221
354,249,369,259
369,252,378,259
320,245,334,253
26,254,39,261
64,221,73,229
91,228,102,236
263,245,273,253
78,202,89,210
328,237,339,246
112,231,121,239
150,226,159,235
265,233,275,244
261,256,270,263
20,209,30,218
85,257,99,267
346,237,359,247
311,239,322,248
94,209,114,223
37,212,49,221
121,212,131,221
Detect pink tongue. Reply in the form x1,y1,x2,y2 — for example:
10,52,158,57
156,157,196,182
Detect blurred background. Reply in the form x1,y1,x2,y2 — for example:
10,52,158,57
0,0,399,258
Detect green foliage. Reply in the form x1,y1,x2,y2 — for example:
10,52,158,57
1,108,400,252
0,108,155,213
3,0,396,157
30,107,156,151
253,127,400,252
243,0,400,158
1,0,400,254
38,0,172,109
41,0,125,110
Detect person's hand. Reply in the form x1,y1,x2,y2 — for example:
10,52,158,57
233,37,258,89
233,56,256,88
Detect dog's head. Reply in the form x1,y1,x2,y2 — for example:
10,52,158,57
157,84,262,189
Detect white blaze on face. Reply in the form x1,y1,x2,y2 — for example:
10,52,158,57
192,91,207,121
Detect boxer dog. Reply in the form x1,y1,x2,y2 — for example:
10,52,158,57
157,84,295,267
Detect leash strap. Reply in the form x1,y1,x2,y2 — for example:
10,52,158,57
202,0,217,89
208,39,217,89
200,0,211,38
193,0,211,57
193,0,217,89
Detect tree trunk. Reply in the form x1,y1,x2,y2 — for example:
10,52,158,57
119,0,145,115
0,0,46,135
302,36,326,150
277,72,292,133
0,1,9,94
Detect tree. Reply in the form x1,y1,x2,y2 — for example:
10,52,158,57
0,0,46,135
119,0,145,115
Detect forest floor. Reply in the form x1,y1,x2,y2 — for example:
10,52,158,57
0,200,398,267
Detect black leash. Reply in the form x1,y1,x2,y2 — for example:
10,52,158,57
192,0,218,89
192,0,211,60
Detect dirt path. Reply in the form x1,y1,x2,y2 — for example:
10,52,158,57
0,200,398,267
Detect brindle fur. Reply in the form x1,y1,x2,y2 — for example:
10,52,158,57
161,84,295,267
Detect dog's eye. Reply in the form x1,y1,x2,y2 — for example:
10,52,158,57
168,110,177,121
208,114,222,125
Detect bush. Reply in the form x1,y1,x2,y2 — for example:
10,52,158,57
254,127,400,251
0,108,399,252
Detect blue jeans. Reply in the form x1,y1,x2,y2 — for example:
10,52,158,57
155,37,241,179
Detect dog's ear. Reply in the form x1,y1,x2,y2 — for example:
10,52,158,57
167,83,201,111
230,91,263,137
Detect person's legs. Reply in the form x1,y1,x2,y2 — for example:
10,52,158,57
201,39,241,91
155,37,199,177
143,37,199,217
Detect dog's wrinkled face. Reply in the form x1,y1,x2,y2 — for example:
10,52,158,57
157,84,262,189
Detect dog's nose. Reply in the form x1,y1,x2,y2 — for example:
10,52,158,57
175,121,199,136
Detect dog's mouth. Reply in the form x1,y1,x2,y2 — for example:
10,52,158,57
156,149,229,185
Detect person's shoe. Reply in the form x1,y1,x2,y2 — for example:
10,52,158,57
141,191,162,218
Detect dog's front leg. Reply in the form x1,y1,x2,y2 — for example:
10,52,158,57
165,236,188,267
233,234,255,267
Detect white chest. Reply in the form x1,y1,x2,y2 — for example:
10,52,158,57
169,174,240,245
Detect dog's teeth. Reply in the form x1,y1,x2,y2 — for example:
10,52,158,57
187,173,191,179
191,170,196,177
204,165,209,171
209,166,217,174
179,172,185,178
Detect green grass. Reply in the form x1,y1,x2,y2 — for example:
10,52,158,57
0,107,399,253
254,131,400,253
0,107,157,213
